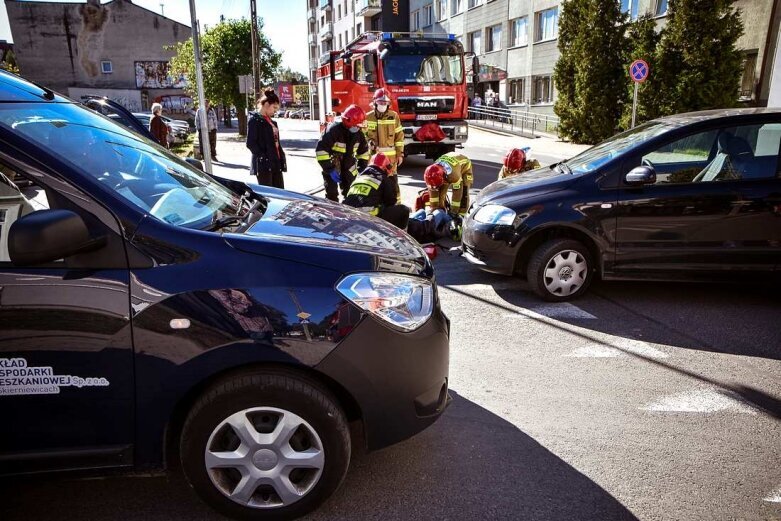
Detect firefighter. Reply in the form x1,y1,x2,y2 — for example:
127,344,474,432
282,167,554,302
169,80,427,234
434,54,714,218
498,147,541,180
344,153,410,230
424,152,474,218
315,104,370,202
365,88,404,200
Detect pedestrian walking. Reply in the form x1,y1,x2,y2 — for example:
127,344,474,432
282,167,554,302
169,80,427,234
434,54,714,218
315,104,370,202
149,102,169,148
246,89,286,189
364,88,404,201
344,153,409,230
196,99,218,161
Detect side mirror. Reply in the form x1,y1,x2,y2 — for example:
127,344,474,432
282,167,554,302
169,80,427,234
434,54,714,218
185,157,205,171
625,166,656,186
9,209,103,266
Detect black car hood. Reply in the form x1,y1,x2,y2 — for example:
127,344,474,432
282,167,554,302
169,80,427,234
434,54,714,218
224,195,431,276
476,166,576,206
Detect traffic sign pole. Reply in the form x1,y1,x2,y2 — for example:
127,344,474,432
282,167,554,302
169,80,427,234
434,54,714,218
632,81,638,129
629,59,649,129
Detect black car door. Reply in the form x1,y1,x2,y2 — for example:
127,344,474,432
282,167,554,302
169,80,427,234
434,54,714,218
0,156,134,474
614,119,781,275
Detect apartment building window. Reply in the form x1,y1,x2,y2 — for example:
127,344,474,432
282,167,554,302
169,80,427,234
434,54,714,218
357,22,362,34
338,4,342,19
511,17,527,47
535,8,558,42
437,0,448,20
412,10,421,30
338,34,342,49
509,78,526,104
655,0,668,15
351,27,354,40
532,75,553,104
487,24,502,52
469,30,481,55
423,4,433,27
451,0,463,16
740,51,758,100
100,60,113,74
621,0,639,20
468,0,482,9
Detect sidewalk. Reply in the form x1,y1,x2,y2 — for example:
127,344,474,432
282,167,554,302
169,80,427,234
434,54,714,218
208,119,325,195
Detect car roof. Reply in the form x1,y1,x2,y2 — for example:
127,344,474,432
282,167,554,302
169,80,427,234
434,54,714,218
0,69,69,103
653,107,781,126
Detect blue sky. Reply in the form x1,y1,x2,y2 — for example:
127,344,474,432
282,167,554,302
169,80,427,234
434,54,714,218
0,0,308,74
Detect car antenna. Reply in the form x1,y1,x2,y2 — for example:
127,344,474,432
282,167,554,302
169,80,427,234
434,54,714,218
29,79,55,100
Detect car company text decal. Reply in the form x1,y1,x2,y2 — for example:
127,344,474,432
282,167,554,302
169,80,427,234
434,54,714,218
0,358,110,396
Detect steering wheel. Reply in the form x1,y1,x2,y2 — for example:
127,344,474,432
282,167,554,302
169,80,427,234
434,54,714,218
641,158,655,169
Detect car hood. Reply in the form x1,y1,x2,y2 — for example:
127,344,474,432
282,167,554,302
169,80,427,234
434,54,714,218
224,195,431,276
476,166,577,207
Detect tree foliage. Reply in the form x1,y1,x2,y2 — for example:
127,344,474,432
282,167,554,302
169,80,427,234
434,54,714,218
655,0,744,115
276,67,308,84
0,50,19,75
554,0,628,144
168,18,281,135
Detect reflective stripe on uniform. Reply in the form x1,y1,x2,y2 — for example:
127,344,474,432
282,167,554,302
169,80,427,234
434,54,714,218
356,152,370,160
366,122,378,130
378,120,396,125
332,145,347,153
395,126,404,133
394,141,404,148
378,146,396,156
316,151,330,160
451,181,462,190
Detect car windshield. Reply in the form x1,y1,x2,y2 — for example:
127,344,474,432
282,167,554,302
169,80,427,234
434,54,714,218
563,121,674,174
382,53,464,85
0,102,240,229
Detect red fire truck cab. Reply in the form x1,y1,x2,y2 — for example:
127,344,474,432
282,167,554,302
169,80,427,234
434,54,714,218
317,32,469,159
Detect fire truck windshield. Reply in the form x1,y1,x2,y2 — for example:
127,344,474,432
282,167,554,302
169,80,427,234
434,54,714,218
382,54,464,85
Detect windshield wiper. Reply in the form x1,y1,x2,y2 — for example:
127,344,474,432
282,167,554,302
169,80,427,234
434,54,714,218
553,162,572,175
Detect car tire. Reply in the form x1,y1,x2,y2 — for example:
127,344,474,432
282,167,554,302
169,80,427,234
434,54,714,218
180,370,351,520
527,238,593,301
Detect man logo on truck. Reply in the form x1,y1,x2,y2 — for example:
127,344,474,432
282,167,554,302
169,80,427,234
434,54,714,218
417,101,438,108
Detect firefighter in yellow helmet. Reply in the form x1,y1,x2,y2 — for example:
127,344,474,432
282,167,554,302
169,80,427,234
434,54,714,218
364,88,404,201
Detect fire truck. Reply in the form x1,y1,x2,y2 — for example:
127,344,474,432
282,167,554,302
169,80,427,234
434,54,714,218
316,32,470,159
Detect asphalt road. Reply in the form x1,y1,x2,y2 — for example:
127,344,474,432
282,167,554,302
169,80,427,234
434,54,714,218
2,121,779,521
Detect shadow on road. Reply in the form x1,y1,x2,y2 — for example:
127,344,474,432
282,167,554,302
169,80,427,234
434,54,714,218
0,394,638,521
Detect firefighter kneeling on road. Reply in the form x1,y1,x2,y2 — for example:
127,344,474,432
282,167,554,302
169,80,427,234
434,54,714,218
365,88,404,201
498,147,541,180
343,153,410,230
316,104,370,202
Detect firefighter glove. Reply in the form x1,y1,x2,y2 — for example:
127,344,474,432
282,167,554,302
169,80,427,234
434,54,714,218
329,169,341,183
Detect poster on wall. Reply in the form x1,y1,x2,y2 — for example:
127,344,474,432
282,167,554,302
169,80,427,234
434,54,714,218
153,94,194,115
293,85,310,105
135,61,187,89
277,82,294,104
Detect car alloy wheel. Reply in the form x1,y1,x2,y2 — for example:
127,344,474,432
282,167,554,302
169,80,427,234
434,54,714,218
205,407,325,509
543,249,588,298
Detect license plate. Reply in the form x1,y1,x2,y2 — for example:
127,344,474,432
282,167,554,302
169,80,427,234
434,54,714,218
416,114,437,121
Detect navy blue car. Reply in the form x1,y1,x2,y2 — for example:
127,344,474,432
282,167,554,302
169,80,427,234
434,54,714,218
463,109,781,300
0,71,450,519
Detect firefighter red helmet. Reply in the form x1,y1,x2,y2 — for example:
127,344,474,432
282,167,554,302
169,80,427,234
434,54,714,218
341,105,366,128
369,152,392,175
373,88,390,103
504,148,527,171
424,163,447,188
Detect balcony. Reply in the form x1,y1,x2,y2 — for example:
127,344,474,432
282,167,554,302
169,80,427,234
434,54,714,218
356,0,381,17
319,0,331,12
318,21,333,40
307,7,317,21
308,33,317,45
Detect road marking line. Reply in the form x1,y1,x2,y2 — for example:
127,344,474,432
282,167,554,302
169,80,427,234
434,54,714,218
529,303,597,320
442,282,520,292
565,339,668,359
764,486,781,503
643,388,758,415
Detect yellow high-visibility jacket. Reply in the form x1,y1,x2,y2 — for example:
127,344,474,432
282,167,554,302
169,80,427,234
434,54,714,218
427,152,474,216
364,109,404,169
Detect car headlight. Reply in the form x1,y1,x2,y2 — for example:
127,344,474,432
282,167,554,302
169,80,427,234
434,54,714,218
456,125,468,134
473,204,516,225
336,273,433,332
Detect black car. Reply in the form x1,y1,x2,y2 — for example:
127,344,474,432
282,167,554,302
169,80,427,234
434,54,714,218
0,71,450,519
463,108,781,301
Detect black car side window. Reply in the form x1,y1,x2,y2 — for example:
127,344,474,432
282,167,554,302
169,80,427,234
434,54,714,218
639,123,781,185
0,163,53,264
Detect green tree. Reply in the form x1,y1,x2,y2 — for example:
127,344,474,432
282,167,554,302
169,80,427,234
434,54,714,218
169,18,281,135
0,49,19,75
620,14,662,129
554,0,628,144
656,0,744,115
276,67,307,84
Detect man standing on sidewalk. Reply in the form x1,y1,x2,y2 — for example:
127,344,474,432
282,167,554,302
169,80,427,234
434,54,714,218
364,88,404,202
196,99,219,161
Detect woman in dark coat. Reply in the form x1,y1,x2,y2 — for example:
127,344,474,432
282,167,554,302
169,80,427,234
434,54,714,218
246,89,286,188
149,102,169,148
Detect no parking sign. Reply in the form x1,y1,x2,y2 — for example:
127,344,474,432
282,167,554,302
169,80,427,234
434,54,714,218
629,59,650,128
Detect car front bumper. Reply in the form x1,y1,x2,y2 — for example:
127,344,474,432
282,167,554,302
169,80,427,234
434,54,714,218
315,307,450,451
461,219,519,276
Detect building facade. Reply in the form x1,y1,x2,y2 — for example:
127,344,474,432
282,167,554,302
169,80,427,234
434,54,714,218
5,0,191,113
410,0,781,116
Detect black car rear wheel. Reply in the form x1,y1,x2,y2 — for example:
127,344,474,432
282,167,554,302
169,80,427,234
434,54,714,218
527,238,593,301
180,371,350,520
